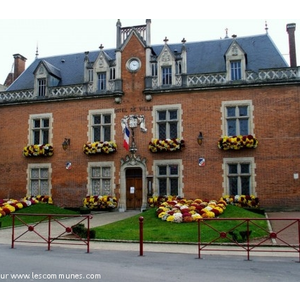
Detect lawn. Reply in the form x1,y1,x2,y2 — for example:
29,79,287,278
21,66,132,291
0,203,269,243
0,203,77,228
93,205,269,243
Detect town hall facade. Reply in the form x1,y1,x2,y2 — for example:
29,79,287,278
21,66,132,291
0,19,300,211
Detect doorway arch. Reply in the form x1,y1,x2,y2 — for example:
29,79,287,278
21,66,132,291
119,155,148,211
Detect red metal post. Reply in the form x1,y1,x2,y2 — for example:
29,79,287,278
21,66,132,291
139,216,144,256
47,215,51,251
198,219,201,259
87,215,90,253
11,214,15,249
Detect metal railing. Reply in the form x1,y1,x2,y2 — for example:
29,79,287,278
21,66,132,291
11,213,92,253
197,217,300,261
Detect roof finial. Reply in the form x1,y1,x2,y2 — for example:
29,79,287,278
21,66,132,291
99,44,104,50
225,28,229,39
265,20,269,34
35,43,39,59
164,36,169,44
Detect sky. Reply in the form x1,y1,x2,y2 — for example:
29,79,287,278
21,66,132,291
1,1,300,85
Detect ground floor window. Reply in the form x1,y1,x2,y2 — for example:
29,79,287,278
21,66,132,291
88,162,114,195
223,157,256,195
154,159,183,196
28,163,51,196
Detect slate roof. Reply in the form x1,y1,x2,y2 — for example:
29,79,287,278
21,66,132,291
7,33,288,91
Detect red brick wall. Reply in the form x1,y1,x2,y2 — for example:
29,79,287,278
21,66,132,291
1,37,300,210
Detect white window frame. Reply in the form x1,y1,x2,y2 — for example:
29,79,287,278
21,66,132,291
87,162,115,196
27,163,52,196
221,100,254,137
222,157,256,196
152,104,183,140
87,109,114,142
28,113,53,145
153,159,184,197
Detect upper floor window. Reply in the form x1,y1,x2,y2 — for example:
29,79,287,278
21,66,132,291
231,60,241,80
92,113,111,142
157,109,178,139
38,78,47,97
30,114,52,145
88,109,114,142
97,72,106,91
109,67,116,80
88,69,93,82
222,100,253,137
162,67,172,85
176,61,182,74
151,63,158,76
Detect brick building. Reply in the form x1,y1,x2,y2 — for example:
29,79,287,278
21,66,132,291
0,19,299,211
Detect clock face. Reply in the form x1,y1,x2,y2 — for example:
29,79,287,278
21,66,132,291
129,59,140,71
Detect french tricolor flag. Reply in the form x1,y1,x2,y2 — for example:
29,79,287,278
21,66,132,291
123,125,130,151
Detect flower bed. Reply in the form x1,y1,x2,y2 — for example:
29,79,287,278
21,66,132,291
23,144,54,157
83,195,118,210
221,195,259,208
218,135,258,150
83,141,117,155
149,138,185,153
0,197,39,218
148,196,227,223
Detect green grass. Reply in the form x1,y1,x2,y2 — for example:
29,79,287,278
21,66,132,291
0,204,78,228
93,205,269,243
1,204,269,243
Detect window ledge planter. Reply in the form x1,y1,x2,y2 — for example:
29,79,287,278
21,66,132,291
83,141,117,155
83,195,118,210
23,144,54,157
218,135,258,150
149,138,185,153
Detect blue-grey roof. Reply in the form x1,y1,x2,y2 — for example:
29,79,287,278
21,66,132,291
7,33,288,91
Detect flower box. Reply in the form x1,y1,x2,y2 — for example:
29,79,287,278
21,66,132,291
218,135,258,150
23,144,54,157
83,141,117,155
83,195,118,210
149,138,185,153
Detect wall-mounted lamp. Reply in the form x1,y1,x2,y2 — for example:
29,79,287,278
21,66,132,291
197,132,203,146
62,138,70,150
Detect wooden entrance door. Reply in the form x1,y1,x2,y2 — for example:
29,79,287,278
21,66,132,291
126,168,142,210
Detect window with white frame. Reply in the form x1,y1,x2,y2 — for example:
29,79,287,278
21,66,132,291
89,109,113,142
222,100,253,136
88,162,114,195
154,160,183,196
38,78,47,97
223,157,256,196
162,66,172,85
30,113,52,145
151,62,158,76
97,72,106,91
28,164,51,196
230,60,241,80
154,105,181,140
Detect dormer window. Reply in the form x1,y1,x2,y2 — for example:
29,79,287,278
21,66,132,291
231,60,242,80
162,66,172,85
225,40,246,82
38,78,47,97
97,72,107,91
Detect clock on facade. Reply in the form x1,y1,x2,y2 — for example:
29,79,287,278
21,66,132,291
128,58,140,72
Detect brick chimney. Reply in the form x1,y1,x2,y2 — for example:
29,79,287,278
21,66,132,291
13,53,27,80
286,23,297,67
4,53,27,87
